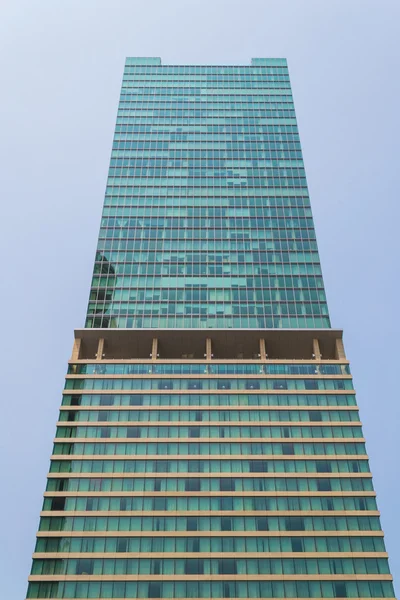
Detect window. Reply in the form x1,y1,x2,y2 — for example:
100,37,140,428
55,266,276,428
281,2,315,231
127,427,140,438
221,517,232,531
187,517,198,531
148,583,161,598
155,461,169,473
130,396,143,406
158,381,173,390
220,479,235,491
100,396,114,406
185,479,201,491
334,583,347,597
188,461,201,472
116,539,127,553
187,538,200,552
76,559,93,575
246,381,260,390
316,461,332,473
223,582,234,598
250,461,268,473
285,517,305,531
273,381,288,390
188,381,202,389
282,443,294,455
219,559,237,574
305,380,318,390
317,479,331,491
217,381,231,389
220,497,234,510
325,498,334,511
51,497,65,511
152,560,161,575
291,538,304,552
256,517,269,531
189,427,200,438
309,410,322,421
55,479,66,492
185,559,204,574
357,498,366,511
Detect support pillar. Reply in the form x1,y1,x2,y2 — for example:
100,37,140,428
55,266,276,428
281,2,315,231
259,338,267,361
205,337,212,361
335,338,346,360
71,338,81,361
151,338,158,361
312,338,322,361
96,338,105,361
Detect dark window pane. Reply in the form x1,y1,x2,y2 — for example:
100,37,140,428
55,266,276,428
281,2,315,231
187,517,198,531
220,479,235,491
221,517,232,531
219,559,237,574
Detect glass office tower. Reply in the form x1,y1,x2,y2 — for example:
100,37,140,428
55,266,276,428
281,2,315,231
26,59,395,600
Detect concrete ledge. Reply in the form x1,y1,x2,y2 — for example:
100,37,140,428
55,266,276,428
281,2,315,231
73,328,343,361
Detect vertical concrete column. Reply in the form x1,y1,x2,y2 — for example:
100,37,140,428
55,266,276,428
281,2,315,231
335,338,346,360
96,338,105,361
151,338,158,361
312,338,322,361
71,338,82,361
259,338,267,361
206,338,212,361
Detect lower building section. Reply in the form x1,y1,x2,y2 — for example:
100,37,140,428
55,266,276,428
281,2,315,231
26,329,395,599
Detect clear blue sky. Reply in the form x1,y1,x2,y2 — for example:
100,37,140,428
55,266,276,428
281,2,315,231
1,1,399,598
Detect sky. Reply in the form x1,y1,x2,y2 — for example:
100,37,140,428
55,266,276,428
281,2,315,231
0,0,399,597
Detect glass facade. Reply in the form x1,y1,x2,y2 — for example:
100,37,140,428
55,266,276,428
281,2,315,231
86,57,330,330
27,363,395,599
25,59,395,600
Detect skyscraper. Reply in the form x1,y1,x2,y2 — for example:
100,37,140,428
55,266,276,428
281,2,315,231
26,58,395,600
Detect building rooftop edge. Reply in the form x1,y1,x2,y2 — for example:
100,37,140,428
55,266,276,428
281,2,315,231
124,57,288,66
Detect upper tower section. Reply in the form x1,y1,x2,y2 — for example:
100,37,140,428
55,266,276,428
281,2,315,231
86,58,330,330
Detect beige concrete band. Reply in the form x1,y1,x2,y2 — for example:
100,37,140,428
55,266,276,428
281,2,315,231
43,490,376,498
32,551,388,560
35,530,385,538
28,573,393,582
46,471,372,479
